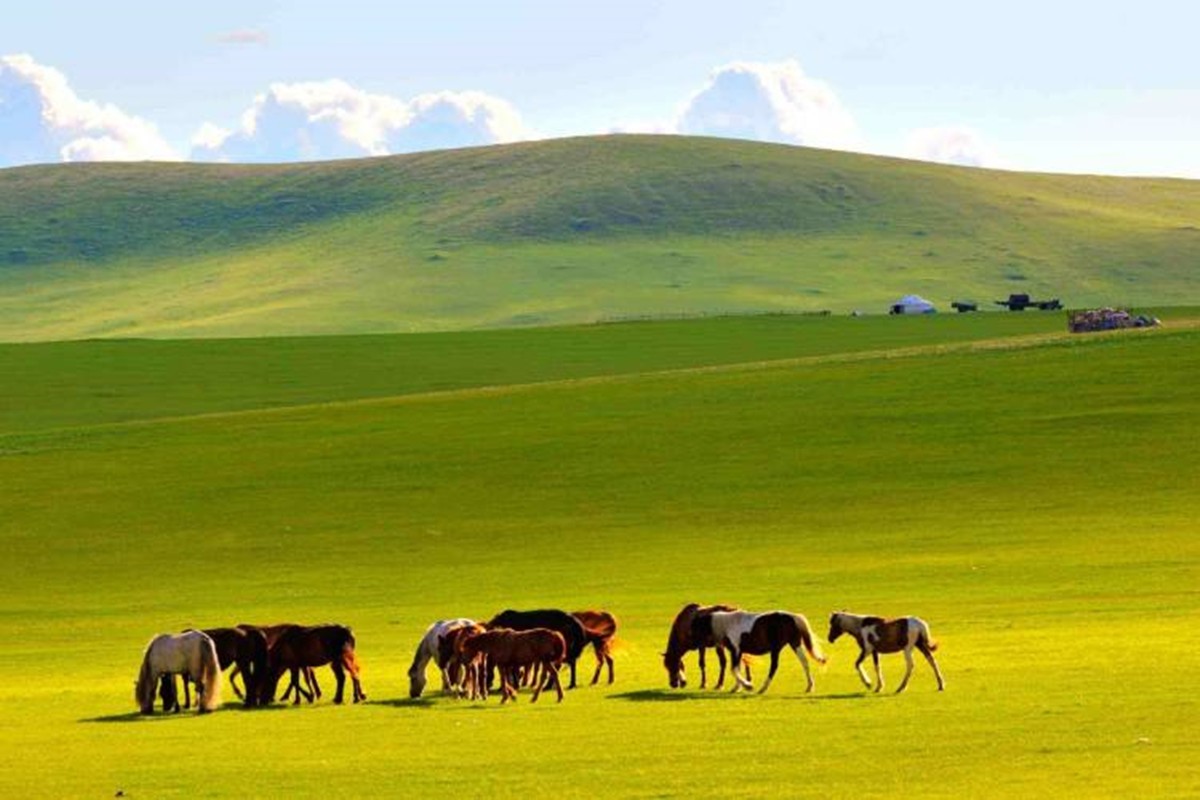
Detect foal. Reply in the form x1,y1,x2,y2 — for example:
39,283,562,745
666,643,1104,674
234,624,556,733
827,612,945,693
458,628,567,703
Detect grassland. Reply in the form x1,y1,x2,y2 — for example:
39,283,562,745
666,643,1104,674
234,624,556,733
1,313,1197,797
2,135,1199,341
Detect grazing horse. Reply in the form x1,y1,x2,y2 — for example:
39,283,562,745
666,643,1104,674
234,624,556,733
261,624,366,705
458,628,567,703
705,610,825,694
238,624,322,704
486,610,587,689
135,630,222,714
827,612,945,693
202,626,269,707
662,603,744,689
407,618,476,698
572,610,618,685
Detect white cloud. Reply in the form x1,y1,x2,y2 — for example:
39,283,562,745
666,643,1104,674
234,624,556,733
0,53,178,167
676,60,864,152
191,80,532,162
216,29,269,45
904,125,1002,168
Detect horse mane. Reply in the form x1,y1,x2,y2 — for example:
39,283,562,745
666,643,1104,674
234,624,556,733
195,633,222,712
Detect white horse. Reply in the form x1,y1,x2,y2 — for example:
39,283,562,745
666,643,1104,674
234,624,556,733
407,618,476,698
135,629,222,713
707,610,825,694
827,612,945,693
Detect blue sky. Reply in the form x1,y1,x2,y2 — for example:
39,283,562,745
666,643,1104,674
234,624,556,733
2,0,1197,176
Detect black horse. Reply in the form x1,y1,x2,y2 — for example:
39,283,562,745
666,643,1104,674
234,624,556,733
486,609,588,689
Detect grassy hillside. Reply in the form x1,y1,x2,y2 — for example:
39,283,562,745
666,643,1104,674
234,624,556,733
1,316,1197,796
1,135,1197,340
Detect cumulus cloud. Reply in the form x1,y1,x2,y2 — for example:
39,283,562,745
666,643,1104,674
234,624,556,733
0,53,178,167
676,60,864,152
191,80,531,162
904,125,1002,168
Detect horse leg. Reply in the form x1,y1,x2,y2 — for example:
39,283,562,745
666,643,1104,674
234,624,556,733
707,647,718,689
591,643,603,686
791,645,815,693
919,643,946,691
551,662,565,702
306,667,321,700
182,675,192,709
871,651,884,693
568,657,577,690
896,647,915,694
729,648,752,692
854,648,872,688
606,652,615,685
758,649,781,694
229,664,245,700
531,662,545,703
331,661,347,704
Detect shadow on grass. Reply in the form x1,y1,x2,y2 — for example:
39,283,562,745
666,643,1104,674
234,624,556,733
80,703,294,723
609,689,875,703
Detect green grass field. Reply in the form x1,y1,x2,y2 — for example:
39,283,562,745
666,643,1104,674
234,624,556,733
3,135,1199,341
2,312,1197,797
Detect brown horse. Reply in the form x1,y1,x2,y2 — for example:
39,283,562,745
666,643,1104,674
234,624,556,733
662,603,745,689
827,612,945,693
260,624,366,705
458,628,566,703
440,623,488,697
572,610,618,685
202,626,269,707
238,624,322,703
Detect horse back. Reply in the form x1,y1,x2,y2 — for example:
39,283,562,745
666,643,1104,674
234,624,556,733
863,618,911,653
487,609,586,660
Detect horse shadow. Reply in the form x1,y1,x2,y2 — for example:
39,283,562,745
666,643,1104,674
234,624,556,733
608,689,876,703
80,703,292,723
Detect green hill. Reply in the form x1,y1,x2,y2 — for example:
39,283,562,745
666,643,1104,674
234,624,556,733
1,135,1197,341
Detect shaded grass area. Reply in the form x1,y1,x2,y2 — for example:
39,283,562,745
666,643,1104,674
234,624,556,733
0,321,1197,796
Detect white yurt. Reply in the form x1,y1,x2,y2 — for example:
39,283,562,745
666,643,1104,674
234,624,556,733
889,294,937,315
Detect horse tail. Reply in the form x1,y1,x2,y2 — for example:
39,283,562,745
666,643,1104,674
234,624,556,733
797,616,826,665
917,619,939,652
198,636,222,712
135,645,156,713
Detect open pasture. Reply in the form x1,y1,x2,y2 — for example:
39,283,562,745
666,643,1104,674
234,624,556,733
1,313,1197,797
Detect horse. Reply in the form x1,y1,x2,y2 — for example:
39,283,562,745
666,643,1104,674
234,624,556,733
202,626,269,707
571,610,617,685
135,630,222,714
260,624,366,705
457,628,567,703
827,612,945,693
486,610,587,689
407,618,476,698
662,602,744,689
704,610,825,694
442,623,489,698
237,623,322,704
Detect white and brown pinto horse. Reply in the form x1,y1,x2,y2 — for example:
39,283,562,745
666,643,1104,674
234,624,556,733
827,612,945,693
407,618,476,698
705,610,825,694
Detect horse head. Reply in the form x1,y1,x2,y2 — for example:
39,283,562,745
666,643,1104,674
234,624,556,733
828,612,845,644
663,650,686,688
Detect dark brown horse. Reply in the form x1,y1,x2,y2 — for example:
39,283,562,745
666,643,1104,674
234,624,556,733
458,628,567,703
662,602,745,689
203,626,269,707
486,609,587,689
572,610,617,685
239,623,322,703
260,624,366,705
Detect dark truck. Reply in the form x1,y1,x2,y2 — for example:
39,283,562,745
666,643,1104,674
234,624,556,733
995,293,1062,311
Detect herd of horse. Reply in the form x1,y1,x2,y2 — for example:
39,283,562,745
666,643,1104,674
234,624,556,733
135,605,943,714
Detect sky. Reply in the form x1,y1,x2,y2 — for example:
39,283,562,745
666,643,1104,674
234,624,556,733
2,0,1197,177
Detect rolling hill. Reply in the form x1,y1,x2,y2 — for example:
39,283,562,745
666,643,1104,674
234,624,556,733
1,135,1197,341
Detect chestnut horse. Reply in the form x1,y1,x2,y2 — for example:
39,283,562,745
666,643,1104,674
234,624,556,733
486,609,587,689
237,623,322,704
458,628,567,703
441,623,488,697
662,603,744,689
260,624,366,705
572,610,617,685
704,610,825,694
827,612,945,693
